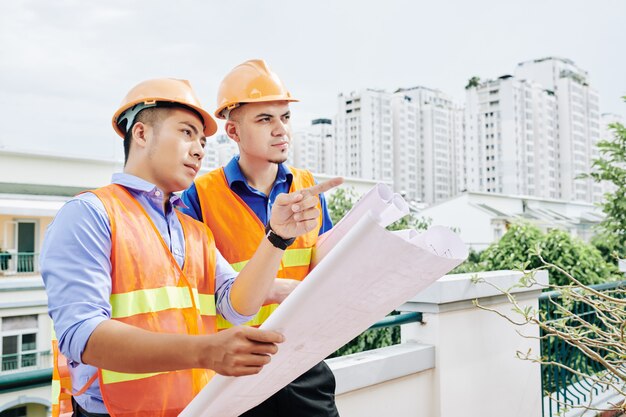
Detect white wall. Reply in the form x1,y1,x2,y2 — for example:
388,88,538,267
0,150,121,190
399,270,546,417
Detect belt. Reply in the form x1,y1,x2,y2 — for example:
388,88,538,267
72,397,110,417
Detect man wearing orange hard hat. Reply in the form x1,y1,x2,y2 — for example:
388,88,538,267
181,60,341,417
41,77,340,417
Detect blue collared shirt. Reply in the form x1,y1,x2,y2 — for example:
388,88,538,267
41,173,251,413
180,156,333,232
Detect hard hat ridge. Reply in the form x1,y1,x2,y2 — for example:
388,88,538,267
215,59,299,119
112,78,217,138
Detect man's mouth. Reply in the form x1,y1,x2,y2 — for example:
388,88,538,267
184,163,199,174
272,141,289,150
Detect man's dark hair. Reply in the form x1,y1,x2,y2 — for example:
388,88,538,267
120,103,205,164
121,107,165,165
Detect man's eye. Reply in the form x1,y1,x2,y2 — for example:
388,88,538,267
183,129,192,136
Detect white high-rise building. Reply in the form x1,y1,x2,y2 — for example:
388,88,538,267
334,90,394,182
292,118,334,174
202,134,239,170
464,75,559,198
394,87,463,204
516,57,602,202
391,93,419,202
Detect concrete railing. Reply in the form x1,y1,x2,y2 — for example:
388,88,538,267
328,270,548,417
328,342,436,417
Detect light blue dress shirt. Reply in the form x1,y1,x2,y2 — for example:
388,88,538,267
41,173,252,413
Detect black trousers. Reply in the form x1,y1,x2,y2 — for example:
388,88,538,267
240,361,340,417
71,362,338,417
71,398,110,417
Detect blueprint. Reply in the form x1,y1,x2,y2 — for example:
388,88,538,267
180,184,467,417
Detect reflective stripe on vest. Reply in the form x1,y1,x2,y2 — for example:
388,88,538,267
230,247,313,272
110,287,216,318
51,379,61,404
216,303,279,329
101,369,167,385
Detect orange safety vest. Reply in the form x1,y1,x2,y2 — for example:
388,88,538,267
194,166,321,330
51,184,217,417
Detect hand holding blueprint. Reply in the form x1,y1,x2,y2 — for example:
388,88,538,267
181,183,468,417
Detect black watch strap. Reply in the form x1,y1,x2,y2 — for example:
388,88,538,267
265,223,295,250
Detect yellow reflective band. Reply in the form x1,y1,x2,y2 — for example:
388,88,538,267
229,248,312,273
51,380,60,404
198,293,216,316
282,248,312,268
231,260,248,272
110,287,215,318
217,304,279,330
101,369,166,385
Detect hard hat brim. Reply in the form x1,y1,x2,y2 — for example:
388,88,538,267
215,96,300,120
113,98,218,138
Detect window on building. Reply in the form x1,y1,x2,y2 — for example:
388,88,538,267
1,315,38,372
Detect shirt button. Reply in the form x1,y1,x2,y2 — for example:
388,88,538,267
155,191,161,197
174,247,181,255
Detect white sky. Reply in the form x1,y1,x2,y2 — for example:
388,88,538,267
1,0,624,160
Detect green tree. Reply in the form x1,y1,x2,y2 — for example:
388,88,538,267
387,210,430,232
467,223,618,285
450,248,484,273
582,103,626,261
539,229,617,286
328,315,401,358
480,223,544,271
465,76,481,89
326,187,358,225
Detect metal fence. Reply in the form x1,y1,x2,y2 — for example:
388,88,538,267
0,350,52,373
0,252,39,275
539,280,626,416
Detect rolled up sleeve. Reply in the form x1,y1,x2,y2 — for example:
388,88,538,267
214,249,255,325
41,195,113,364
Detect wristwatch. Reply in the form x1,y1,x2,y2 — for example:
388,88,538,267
265,223,295,250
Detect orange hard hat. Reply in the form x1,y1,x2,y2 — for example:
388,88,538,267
112,78,217,138
215,59,298,119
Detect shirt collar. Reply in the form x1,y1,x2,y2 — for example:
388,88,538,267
111,172,187,208
223,155,292,190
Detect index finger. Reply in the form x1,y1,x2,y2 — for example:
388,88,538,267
243,327,285,344
301,177,344,197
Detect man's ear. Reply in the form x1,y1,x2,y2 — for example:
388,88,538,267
131,122,150,149
225,120,241,143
